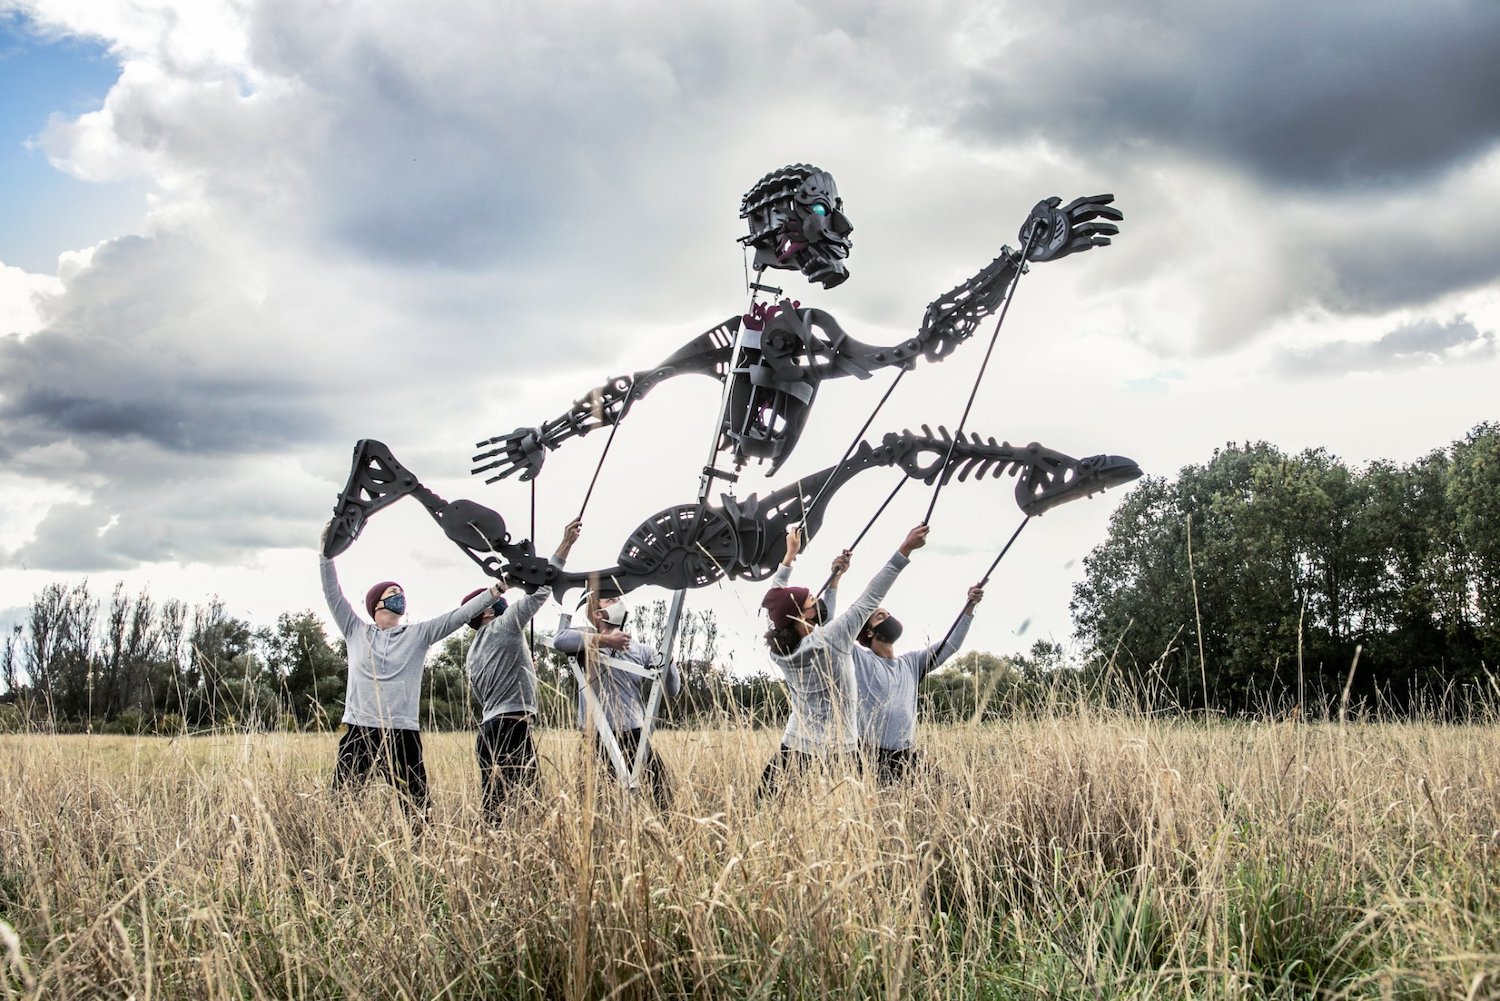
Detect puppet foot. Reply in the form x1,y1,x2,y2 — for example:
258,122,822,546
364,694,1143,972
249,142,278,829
322,439,420,558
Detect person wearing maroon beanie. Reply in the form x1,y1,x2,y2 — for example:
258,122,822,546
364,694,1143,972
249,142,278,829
463,518,581,823
758,522,928,797
319,519,500,819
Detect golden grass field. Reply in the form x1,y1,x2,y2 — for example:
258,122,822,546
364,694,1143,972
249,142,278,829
2,713,1498,999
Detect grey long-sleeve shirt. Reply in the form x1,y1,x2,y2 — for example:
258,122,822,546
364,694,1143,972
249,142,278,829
854,614,972,750
768,551,909,754
321,556,495,730
553,620,681,733
464,557,564,722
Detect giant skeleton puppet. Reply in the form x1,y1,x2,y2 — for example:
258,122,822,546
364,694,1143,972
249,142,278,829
320,165,1140,788
323,166,1137,594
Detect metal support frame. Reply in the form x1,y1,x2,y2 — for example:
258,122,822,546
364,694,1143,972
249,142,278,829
612,282,768,798
568,630,664,793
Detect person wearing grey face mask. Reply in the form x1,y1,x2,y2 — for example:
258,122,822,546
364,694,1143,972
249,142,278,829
854,582,985,784
318,518,515,821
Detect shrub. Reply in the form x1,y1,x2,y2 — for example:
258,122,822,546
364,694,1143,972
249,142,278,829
110,707,147,735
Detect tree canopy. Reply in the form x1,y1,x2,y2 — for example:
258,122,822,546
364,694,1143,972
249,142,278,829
1071,423,1500,715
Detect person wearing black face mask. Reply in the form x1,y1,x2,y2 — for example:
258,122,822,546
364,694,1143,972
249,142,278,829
855,583,985,784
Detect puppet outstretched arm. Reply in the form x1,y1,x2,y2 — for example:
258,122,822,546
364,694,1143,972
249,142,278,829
760,194,1123,381
494,427,1143,601
471,316,741,483
912,193,1121,363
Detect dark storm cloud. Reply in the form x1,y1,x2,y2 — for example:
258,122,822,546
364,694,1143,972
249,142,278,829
6,503,136,571
1304,223,1500,317
0,346,321,455
0,235,329,459
955,2,1500,192
1273,315,1494,378
0,230,360,571
4,457,324,571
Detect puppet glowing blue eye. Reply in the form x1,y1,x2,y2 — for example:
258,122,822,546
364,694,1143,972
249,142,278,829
811,203,828,216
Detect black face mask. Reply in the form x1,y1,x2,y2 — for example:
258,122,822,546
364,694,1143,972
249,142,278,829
811,598,829,625
870,616,903,644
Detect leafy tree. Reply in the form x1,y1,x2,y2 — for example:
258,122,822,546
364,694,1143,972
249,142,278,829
181,599,258,726
1073,427,1500,716
0,625,20,703
1450,422,1500,651
98,584,164,720
259,610,346,727
24,581,100,724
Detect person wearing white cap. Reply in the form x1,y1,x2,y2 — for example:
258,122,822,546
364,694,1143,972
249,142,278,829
553,594,681,811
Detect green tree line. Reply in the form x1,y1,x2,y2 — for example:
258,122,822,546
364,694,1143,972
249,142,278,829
13,414,1492,734
1071,422,1500,715
0,588,803,733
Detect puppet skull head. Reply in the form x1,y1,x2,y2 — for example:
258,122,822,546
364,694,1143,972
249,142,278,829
739,164,853,289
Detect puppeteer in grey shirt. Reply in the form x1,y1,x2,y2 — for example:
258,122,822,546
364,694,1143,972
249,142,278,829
767,552,909,754
321,556,493,731
552,618,681,733
464,557,564,722
854,614,971,751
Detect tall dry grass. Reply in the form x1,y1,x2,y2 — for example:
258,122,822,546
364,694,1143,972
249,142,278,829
2,709,1498,999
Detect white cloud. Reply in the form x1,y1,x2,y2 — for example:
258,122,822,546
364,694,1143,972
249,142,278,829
0,261,62,336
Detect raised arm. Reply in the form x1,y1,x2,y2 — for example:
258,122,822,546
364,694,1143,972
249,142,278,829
915,584,983,679
823,547,850,618
910,615,972,680
753,194,1122,383
769,525,801,587
472,318,740,483
502,521,578,627
914,194,1122,364
420,583,506,645
822,525,927,649
318,521,361,639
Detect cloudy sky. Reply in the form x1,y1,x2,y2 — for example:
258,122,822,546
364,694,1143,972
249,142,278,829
2,0,1497,673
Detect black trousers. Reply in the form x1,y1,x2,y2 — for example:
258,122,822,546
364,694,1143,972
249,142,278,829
758,743,862,799
477,715,539,822
872,746,920,785
333,724,428,817
594,727,672,812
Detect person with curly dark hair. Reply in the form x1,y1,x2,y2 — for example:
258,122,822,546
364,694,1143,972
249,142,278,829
758,523,927,796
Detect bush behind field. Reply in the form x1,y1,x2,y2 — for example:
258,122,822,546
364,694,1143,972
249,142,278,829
2,714,1497,999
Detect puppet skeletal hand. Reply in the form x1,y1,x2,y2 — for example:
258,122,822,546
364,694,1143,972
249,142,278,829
1020,193,1122,264
473,426,548,482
